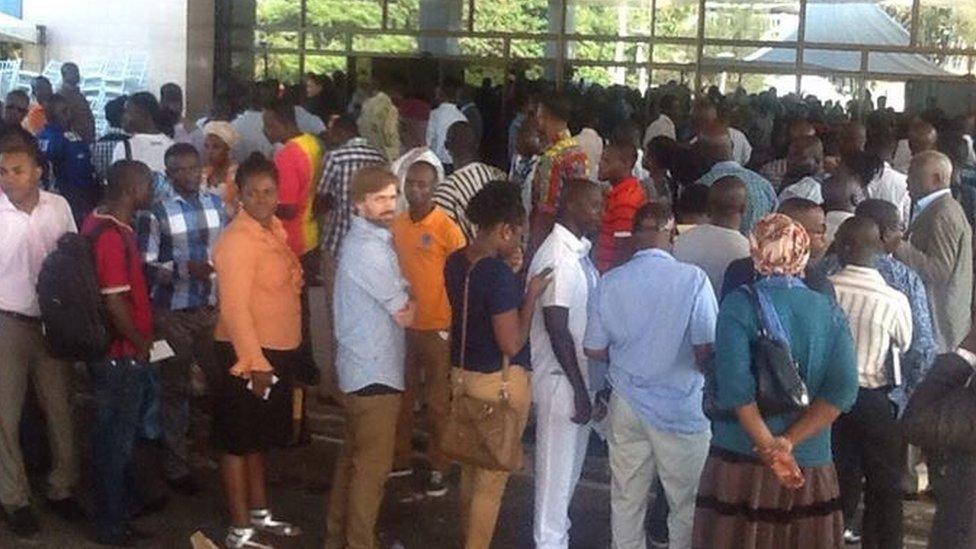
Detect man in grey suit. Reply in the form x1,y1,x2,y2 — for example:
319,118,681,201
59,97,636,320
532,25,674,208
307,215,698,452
896,150,973,352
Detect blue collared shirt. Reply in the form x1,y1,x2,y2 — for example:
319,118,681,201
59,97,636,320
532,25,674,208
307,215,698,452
584,248,718,434
697,161,777,235
334,216,410,393
142,190,226,310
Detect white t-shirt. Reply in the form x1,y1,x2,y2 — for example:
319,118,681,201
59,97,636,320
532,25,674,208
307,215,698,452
575,127,604,181
528,223,598,379
0,191,76,316
643,113,677,145
673,223,751,297
425,102,467,166
111,132,175,173
778,176,823,204
825,210,854,248
867,162,911,225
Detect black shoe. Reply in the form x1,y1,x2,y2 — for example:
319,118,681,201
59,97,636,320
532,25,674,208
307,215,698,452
131,495,168,519
166,474,202,496
5,506,40,537
46,496,87,522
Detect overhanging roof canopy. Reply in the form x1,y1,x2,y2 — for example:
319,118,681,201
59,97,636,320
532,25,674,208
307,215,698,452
0,11,38,44
747,1,947,76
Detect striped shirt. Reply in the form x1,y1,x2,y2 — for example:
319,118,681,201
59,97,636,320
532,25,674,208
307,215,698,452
433,162,506,243
317,137,386,255
829,265,913,389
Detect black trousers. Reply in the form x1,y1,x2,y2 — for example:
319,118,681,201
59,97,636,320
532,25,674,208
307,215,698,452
833,387,903,549
296,249,321,386
929,451,976,548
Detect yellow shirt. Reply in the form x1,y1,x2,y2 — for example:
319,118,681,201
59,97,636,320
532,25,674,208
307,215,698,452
392,206,465,330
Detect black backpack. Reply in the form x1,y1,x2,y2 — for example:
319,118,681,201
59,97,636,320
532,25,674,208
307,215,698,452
37,222,126,361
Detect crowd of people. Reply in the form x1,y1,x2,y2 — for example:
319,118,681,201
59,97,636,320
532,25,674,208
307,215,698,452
1,58,976,549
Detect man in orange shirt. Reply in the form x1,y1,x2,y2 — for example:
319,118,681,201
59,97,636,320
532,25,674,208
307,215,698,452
596,140,646,272
391,158,465,497
24,76,52,136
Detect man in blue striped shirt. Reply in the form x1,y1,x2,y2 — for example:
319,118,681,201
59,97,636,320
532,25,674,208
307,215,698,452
142,143,226,494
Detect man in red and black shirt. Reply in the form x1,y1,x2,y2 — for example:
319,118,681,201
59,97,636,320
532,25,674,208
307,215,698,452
596,140,646,273
81,160,155,546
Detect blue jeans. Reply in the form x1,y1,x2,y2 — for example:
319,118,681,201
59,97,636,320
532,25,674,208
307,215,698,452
88,358,154,539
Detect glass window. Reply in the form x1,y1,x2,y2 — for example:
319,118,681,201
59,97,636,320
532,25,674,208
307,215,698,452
305,54,348,76
654,0,699,38
568,0,652,37
705,0,797,41
803,48,864,74
474,0,547,33
509,39,554,60
652,43,697,65
305,0,384,30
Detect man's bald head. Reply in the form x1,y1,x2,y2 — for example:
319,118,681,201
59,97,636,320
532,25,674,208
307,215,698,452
835,215,883,267
908,120,938,155
908,150,953,201
708,176,747,227
695,122,733,164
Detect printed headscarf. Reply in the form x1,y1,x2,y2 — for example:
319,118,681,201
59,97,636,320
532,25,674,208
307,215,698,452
749,213,811,276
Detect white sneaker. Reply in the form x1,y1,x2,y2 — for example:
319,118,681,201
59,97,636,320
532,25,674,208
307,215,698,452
389,466,413,478
225,527,274,549
250,513,302,537
843,528,861,545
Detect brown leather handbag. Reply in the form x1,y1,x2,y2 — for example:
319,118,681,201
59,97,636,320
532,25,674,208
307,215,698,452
439,263,524,472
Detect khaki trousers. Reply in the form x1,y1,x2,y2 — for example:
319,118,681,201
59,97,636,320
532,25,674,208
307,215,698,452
452,365,531,549
0,314,77,509
325,392,402,549
394,329,452,471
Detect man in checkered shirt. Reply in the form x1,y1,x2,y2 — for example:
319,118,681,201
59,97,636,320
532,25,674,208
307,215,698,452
314,115,387,395
141,143,227,495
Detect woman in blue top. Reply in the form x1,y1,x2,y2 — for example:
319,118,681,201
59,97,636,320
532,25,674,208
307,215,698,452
443,180,551,549
693,213,859,549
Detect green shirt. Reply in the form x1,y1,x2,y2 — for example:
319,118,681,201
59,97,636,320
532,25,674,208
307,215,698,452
710,284,858,467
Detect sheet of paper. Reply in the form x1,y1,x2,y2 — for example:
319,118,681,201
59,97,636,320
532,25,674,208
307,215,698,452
149,340,176,363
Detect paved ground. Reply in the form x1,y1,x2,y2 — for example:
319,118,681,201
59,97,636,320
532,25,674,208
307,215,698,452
0,287,938,548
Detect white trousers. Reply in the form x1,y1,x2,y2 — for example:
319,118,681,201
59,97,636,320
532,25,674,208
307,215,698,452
608,393,710,549
532,372,591,549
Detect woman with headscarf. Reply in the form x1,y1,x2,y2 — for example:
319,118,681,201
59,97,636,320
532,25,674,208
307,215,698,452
693,213,859,549
202,121,241,216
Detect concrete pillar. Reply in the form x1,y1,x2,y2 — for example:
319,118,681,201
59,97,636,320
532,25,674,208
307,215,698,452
419,0,463,57
185,0,215,119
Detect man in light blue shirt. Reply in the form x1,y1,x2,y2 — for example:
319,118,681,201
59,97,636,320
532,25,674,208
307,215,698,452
695,124,777,235
585,203,717,549
328,167,416,549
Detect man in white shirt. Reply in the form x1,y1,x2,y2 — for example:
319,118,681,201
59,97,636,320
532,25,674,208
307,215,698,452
822,172,863,248
643,95,678,145
829,215,913,549
232,82,326,163
425,81,467,170
0,129,81,536
867,157,912,226
111,92,174,173
778,135,826,204
691,99,752,167
528,179,604,549
674,176,751,296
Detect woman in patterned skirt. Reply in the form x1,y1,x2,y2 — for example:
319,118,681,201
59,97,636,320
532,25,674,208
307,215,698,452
693,213,859,549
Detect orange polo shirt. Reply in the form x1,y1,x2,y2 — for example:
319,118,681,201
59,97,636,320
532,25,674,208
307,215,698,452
392,206,465,330
213,209,303,377
597,177,647,272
